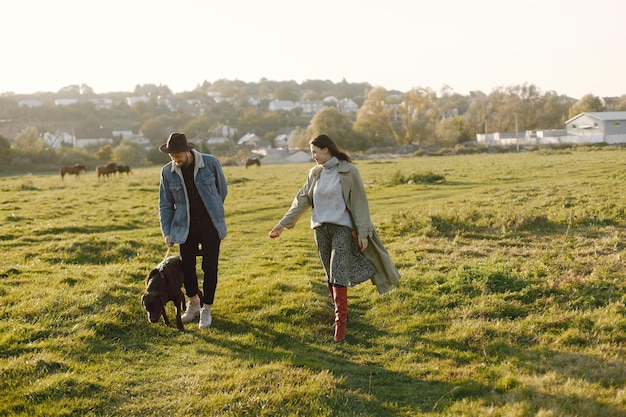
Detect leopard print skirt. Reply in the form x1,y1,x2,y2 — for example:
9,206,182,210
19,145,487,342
313,223,376,287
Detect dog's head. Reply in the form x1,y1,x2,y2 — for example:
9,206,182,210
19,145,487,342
141,268,168,323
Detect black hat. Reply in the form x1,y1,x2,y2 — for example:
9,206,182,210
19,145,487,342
159,132,196,153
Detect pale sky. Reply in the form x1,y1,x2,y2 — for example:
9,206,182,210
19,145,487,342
3,0,624,99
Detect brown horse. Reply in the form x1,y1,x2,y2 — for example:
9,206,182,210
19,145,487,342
60,164,87,180
117,165,133,176
96,162,118,178
245,157,261,168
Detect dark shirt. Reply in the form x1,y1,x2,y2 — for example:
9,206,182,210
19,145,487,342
181,161,212,228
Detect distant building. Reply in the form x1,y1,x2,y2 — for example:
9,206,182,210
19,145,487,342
338,98,359,113
73,127,114,148
296,100,325,115
273,134,289,148
268,100,295,111
126,96,150,107
565,111,626,136
89,98,113,110
43,131,73,148
55,98,78,106
17,99,42,108
237,132,264,147
478,112,626,146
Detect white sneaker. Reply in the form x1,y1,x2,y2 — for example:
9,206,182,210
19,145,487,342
199,306,212,329
181,299,201,323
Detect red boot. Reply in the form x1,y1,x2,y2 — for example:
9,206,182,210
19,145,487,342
332,286,348,342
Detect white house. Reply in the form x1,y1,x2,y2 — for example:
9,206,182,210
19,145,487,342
73,127,114,148
268,100,295,111
17,99,42,108
237,132,264,147
55,98,78,106
126,96,150,107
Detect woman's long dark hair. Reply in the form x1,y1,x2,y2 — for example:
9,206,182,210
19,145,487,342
309,134,351,162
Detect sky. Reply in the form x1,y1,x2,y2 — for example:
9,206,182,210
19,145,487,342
3,0,625,99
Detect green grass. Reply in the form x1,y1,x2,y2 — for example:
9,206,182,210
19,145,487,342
1,147,626,416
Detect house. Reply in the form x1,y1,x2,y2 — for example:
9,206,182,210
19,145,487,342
268,100,295,111
73,127,114,148
237,132,264,147
273,134,289,148
339,98,359,113
126,96,150,107
89,98,113,110
565,112,626,143
17,99,42,108
286,150,312,163
43,131,73,148
55,98,79,106
296,100,325,115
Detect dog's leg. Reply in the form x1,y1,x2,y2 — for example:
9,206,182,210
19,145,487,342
175,290,185,331
161,307,172,327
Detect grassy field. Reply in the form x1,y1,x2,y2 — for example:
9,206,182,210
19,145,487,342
1,147,625,416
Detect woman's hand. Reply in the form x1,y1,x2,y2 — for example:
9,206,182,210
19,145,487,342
358,237,368,252
269,224,284,239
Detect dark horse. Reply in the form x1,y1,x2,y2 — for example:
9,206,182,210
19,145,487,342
245,157,261,168
60,164,87,180
117,165,133,176
96,162,118,178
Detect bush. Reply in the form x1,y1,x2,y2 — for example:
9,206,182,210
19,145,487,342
390,170,445,185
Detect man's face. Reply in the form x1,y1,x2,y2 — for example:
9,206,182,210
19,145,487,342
169,151,191,167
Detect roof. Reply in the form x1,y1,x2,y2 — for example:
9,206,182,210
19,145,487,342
237,132,262,146
566,111,626,124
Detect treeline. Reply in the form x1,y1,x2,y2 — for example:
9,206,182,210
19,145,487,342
1,79,625,166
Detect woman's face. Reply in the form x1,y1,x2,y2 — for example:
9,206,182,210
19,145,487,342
310,144,331,165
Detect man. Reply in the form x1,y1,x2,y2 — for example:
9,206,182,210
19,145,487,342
158,132,228,329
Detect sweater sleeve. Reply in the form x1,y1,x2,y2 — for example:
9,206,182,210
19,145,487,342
278,169,316,229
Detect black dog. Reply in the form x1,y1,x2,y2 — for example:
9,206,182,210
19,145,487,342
141,255,186,330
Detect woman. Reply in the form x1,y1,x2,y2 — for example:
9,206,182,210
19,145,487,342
269,134,399,342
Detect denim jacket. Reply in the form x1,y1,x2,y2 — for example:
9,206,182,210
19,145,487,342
159,149,228,243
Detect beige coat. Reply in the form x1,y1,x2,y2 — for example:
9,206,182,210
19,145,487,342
279,160,400,294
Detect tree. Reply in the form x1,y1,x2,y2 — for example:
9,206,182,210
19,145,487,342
307,107,360,150
183,117,213,140
353,87,395,147
94,144,114,162
141,117,172,144
399,87,437,145
0,135,11,163
274,85,299,101
288,128,310,149
609,94,626,111
435,117,470,146
112,140,147,164
15,127,42,151
568,94,604,119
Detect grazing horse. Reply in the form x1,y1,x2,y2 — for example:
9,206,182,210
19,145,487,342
60,164,87,180
96,162,118,178
245,157,261,168
117,165,133,176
